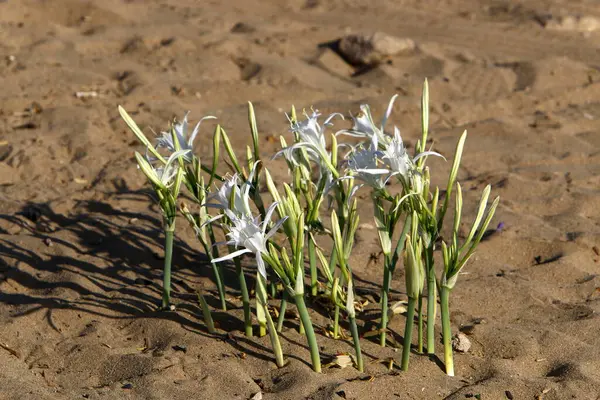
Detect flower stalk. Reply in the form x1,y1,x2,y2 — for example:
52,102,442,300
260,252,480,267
162,228,175,309
197,291,216,334
401,220,424,371
257,272,285,367
439,182,499,375
295,292,321,372
440,286,453,376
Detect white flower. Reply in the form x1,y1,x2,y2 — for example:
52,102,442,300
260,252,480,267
380,127,444,187
339,95,398,145
344,136,390,190
135,149,190,190
204,163,259,216
274,110,343,209
275,110,343,173
211,203,287,279
156,112,216,162
380,127,412,177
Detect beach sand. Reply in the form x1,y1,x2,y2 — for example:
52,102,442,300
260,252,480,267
1,0,599,399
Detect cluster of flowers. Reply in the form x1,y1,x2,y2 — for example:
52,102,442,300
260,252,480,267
120,81,498,376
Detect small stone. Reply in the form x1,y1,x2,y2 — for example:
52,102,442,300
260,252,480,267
358,223,375,230
0,162,15,185
459,324,476,335
317,48,354,77
172,344,187,353
338,32,416,65
121,383,133,389
452,332,472,353
43,238,53,247
545,15,600,32
370,32,416,56
235,58,262,81
231,22,255,34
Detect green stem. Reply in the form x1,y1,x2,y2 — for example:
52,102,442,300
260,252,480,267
298,312,305,335
308,236,318,297
401,297,417,371
348,315,364,372
294,294,321,373
333,271,344,339
426,247,436,354
233,255,253,337
379,257,392,346
276,291,288,332
258,275,285,368
197,292,215,334
211,263,227,311
208,225,227,311
328,248,338,276
417,293,424,353
440,287,454,376
257,289,267,337
333,304,340,339
162,230,174,309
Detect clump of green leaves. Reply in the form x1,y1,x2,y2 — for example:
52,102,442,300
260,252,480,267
119,80,499,376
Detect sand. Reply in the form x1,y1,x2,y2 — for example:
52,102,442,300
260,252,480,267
1,0,600,399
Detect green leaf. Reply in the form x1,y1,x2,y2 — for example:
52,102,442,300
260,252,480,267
294,212,305,277
374,200,392,256
331,211,345,270
294,258,304,296
248,102,260,164
265,168,282,203
390,213,411,270
208,125,221,188
462,184,491,249
419,78,429,157
119,106,165,164
332,277,340,303
439,130,467,229
452,182,463,240
220,127,243,175
431,187,440,220
315,246,333,283
256,272,267,326
280,246,294,279
441,241,450,276
135,151,165,190
404,237,419,299
461,194,500,260
346,278,355,318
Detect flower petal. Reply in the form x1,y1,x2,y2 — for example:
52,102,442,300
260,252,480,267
381,94,399,132
188,115,216,147
211,248,252,263
355,168,390,175
262,202,279,233
324,112,344,126
256,252,267,280
200,213,224,229
265,216,288,240
413,151,446,163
